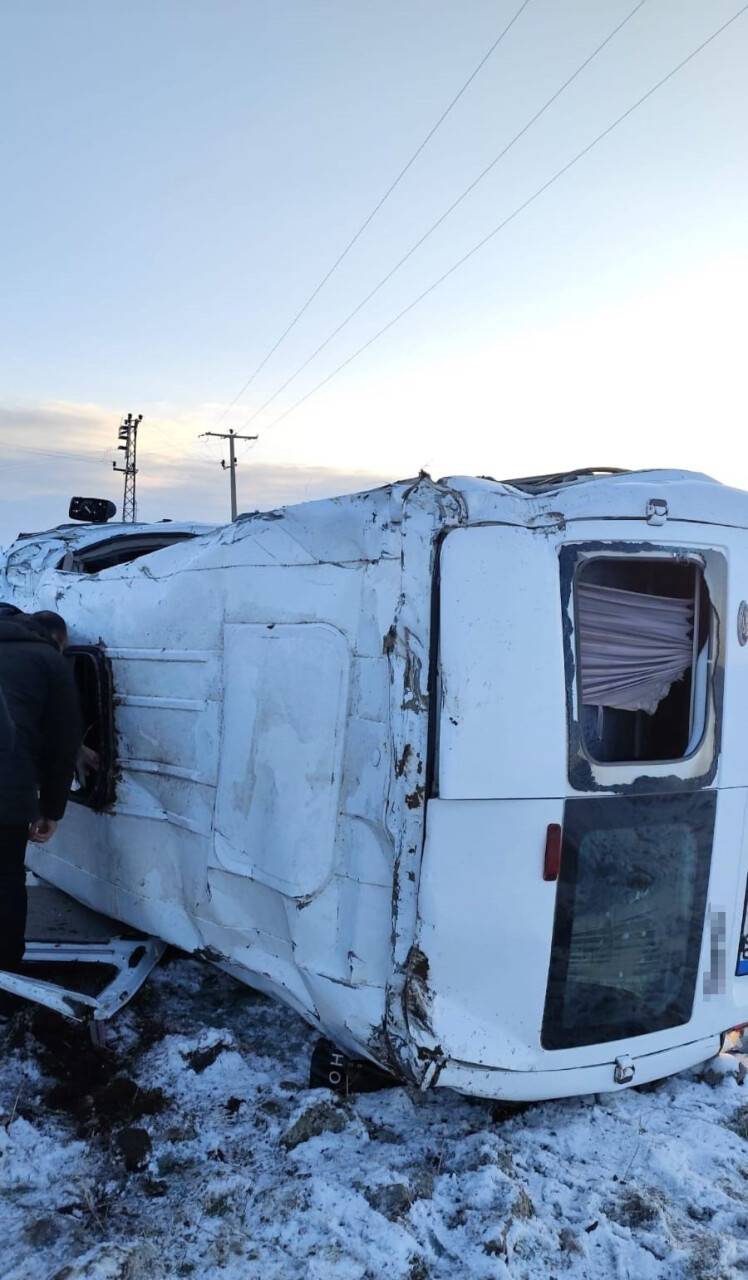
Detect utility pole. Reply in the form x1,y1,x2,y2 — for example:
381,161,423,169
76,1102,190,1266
200,429,257,521
112,413,142,523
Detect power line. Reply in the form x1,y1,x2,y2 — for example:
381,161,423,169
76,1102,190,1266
255,4,748,441
2,443,109,465
140,421,184,453
238,0,649,431
213,0,534,426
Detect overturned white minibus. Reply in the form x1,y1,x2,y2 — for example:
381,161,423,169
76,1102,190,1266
1,467,746,1100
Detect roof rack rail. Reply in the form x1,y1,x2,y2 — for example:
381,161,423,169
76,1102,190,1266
500,467,629,495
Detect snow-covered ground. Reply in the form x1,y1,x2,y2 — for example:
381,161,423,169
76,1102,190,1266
1,956,747,1280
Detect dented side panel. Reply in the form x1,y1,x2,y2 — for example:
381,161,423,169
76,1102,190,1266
8,481,440,1074
212,622,350,898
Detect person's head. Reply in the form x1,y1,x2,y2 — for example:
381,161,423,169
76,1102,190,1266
28,611,69,652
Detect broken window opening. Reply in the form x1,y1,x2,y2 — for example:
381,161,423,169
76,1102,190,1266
67,646,116,810
575,557,710,765
59,531,195,574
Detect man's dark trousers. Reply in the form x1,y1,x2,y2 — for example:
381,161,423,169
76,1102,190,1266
0,826,29,971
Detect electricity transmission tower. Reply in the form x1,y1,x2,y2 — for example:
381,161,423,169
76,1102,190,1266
200,429,257,521
112,413,142,522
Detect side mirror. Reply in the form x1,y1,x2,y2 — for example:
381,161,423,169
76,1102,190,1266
69,497,117,524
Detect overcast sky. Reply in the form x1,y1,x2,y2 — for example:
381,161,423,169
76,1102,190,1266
1,0,746,547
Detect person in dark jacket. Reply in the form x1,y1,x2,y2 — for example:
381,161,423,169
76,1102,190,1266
0,610,82,972
0,688,13,753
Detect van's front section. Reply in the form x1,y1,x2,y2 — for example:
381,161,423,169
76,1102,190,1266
410,489,748,1100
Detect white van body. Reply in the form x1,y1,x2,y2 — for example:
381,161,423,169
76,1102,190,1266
2,469,747,1100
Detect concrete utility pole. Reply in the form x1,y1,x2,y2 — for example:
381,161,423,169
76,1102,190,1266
112,413,142,523
200,429,257,521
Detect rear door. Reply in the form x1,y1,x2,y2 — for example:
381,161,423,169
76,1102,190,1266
437,525,567,799
416,525,567,1068
414,521,744,1074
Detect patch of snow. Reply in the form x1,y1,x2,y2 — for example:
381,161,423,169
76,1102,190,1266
1,957,747,1279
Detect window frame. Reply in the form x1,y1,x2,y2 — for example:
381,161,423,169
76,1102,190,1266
572,552,709,770
559,540,724,795
67,645,116,811
58,531,196,574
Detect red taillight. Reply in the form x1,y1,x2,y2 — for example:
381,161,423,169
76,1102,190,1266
544,824,562,882
728,1022,748,1034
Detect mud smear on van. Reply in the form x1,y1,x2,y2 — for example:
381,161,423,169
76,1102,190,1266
403,945,434,1037
395,744,413,778
402,648,429,714
383,624,429,714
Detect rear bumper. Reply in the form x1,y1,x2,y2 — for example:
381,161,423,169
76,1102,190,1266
434,1033,721,1101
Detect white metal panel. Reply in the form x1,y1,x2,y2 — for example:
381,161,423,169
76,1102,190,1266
438,526,567,799
416,798,563,1070
114,699,219,782
435,1034,721,1101
212,623,350,897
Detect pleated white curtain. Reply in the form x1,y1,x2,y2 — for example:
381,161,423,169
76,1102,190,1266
577,582,694,715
